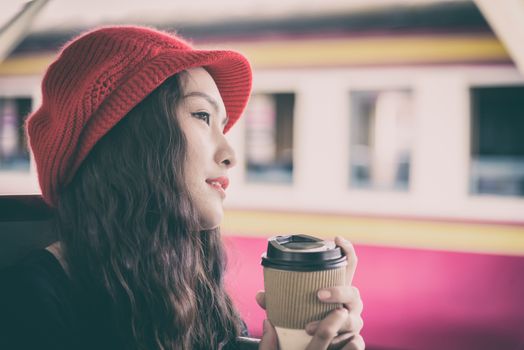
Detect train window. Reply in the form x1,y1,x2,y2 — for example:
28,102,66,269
349,90,413,191
244,93,294,184
470,86,524,197
0,97,32,172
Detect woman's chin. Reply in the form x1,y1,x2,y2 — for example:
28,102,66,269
198,212,223,231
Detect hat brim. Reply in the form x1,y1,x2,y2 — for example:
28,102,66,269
119,48,252,132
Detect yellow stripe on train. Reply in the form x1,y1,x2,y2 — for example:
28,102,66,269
201,34,510,68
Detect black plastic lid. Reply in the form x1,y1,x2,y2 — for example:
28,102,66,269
261,234,347,272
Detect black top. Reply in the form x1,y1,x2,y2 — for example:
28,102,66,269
0,249,124,350
0,249,250,350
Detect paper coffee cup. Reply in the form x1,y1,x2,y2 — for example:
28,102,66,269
261,234,347,350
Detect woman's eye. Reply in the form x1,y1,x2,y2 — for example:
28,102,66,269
191,112,210,125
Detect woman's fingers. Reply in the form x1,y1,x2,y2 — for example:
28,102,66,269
341,334,365,350
335,237,357,284
308,286,364,337
317,286,363,313
326,332,354,350
305,308,348,350
258,319,279,350
256,290,266,309
306,311,363,337
343,312,364,338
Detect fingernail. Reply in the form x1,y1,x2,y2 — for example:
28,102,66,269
318,290,331,300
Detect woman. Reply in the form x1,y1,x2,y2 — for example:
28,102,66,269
0,26,364,350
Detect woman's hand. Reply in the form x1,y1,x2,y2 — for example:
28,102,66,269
259,237,365,350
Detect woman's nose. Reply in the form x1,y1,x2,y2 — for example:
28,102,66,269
216,134,237,169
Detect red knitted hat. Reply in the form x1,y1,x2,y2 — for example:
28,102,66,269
26,26,252,207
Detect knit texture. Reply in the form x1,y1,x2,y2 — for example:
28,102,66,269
26,26,252,207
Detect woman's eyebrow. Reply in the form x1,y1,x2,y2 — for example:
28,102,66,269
183,91,229,127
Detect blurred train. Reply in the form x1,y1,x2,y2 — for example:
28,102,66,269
1,1,523,349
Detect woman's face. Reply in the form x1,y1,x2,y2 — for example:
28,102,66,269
177,67,237,230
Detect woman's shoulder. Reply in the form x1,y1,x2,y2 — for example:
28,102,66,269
0,244,74,317
0,247,76,349
0,246,70,295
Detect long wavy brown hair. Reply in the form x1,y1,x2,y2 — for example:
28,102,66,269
55,72,243,349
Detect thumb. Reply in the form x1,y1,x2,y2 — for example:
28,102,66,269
258,319,279,350
256,290,266,309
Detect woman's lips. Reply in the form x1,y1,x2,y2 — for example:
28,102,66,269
206,176,229,197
